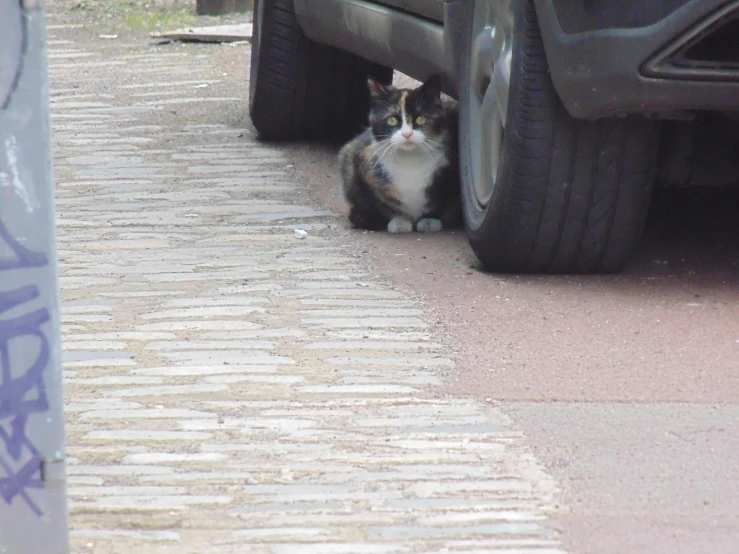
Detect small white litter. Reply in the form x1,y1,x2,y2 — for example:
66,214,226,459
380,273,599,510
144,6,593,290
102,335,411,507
194,83,209,88
294,229,308,239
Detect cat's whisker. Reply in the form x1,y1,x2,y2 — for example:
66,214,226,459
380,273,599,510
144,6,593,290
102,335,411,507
421,138,441,150
419,144,435,158
422,133,447,145
370,138,393,155
376,140,400,163
421,137,445,151
363,139,394,172
386,142,401,166
368,143,395,172
419,141,442,159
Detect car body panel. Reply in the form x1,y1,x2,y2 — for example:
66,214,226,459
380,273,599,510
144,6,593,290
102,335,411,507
549,0,695,34
372,0,444,22
296,0,739,119
534,0,739,118
295,0,452,90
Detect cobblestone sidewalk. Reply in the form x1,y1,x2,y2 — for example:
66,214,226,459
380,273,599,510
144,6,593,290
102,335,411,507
46,8,567,554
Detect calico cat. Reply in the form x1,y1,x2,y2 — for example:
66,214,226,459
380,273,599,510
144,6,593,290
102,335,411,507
338,75,461,234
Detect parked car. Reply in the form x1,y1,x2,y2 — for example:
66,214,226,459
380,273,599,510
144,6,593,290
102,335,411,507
249,0,739,274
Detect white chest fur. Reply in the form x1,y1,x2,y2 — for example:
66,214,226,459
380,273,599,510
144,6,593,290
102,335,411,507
383,150,442,221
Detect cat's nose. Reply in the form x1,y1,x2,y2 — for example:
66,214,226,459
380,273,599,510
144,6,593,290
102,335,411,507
402,130,412,139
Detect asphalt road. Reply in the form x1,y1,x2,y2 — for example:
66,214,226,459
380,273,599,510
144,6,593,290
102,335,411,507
284,134,739,553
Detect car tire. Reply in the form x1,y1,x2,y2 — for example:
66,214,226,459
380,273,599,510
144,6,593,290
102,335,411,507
459,0,662,274
249,0,392,142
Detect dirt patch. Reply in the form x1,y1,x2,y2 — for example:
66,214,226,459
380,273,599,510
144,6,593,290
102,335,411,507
51,0,252,38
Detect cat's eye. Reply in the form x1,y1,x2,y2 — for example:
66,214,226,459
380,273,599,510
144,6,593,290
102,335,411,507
415,116,426,125
386,116,399,126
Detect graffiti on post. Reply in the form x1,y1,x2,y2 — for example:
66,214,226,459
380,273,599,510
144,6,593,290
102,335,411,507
0,220,50,517
1,0,27,112
0,0,51,517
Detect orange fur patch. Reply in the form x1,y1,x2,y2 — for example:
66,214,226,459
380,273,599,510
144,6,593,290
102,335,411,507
399,91,411,125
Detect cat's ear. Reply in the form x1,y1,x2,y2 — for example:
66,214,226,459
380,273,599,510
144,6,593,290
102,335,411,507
418,74,442,105
367,79,388,99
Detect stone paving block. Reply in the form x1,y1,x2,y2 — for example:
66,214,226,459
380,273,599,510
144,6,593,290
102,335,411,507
123,453,227,464
66,465,176,476
79,409,217,419
78,495,232,511
146,339,276,350
369,523,548,539
270,545,409,554
66,376,164,386
137,320,264,331
71,530,181,542
300,298,417,307
296,385,422,395
301,317,430,328
65,401,144,412
304,340,438,350
84,430,214,441
104,384,231,397
68,486,188,496
159,351,293,365
204,374,305,384
130,365,279,376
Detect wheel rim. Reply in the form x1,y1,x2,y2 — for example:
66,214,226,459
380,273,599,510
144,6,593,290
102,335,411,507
467,0,514,208
249,0,264,107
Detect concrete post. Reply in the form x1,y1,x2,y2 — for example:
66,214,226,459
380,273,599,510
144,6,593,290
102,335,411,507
0,0,70,553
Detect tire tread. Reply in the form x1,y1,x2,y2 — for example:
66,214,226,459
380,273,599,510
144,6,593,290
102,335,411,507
250,0,392,141
463,0,661,274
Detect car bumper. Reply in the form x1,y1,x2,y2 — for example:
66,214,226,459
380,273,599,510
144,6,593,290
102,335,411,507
533,0,739,119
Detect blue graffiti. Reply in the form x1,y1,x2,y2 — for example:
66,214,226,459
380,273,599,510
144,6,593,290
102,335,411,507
0,218,50,516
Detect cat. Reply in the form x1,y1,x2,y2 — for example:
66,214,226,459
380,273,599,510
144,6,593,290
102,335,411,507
338,74,461,234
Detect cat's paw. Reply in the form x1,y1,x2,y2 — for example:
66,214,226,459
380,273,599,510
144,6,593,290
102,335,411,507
387,217,414,234
416,218,443,233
